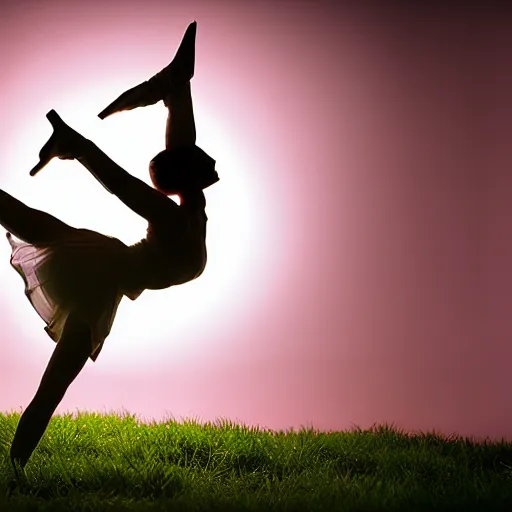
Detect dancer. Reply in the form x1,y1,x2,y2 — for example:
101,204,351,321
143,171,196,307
8,21,218,469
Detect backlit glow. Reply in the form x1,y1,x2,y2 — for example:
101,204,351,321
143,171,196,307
0,0,510,444
1,75,264,368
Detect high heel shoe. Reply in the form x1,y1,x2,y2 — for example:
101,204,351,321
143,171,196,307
30,110,84,176
98,21,197,120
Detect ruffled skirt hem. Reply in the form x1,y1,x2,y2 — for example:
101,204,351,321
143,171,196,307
7,229,144,362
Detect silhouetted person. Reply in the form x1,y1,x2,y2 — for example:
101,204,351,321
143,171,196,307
7,21,218,470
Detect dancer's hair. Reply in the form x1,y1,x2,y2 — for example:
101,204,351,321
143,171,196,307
149,146,219,195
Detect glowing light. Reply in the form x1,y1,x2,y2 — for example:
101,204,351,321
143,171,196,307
0,81,261,369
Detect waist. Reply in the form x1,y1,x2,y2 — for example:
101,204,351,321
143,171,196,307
127,238,206,289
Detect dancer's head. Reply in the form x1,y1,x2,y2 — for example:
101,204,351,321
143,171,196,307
149,146,219,196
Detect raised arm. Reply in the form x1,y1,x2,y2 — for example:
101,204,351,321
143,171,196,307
74,138,180,223
31,110,179,224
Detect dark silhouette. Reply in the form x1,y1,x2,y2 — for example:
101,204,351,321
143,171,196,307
6,21,218,470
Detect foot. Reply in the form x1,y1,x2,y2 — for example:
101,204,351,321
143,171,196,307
98,21,197,120
148,20,196,95
30,110,85,176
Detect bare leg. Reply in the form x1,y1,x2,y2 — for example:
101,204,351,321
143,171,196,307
0,189,75,245
10,316,92,469
165,82,196,150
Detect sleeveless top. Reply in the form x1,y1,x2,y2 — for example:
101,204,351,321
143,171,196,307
122,207,208,299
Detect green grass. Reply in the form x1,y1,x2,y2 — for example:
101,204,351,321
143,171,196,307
1,411,512,511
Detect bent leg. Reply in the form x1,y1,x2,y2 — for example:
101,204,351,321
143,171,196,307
0,190,75,245
10,316,92,468
165,82,196,150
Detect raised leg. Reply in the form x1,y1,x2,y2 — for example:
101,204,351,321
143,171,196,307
0,189,75,245
98,22,196,120
10,316,92,469
164,82,196,150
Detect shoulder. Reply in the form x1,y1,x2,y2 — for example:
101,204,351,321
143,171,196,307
179,203,207,221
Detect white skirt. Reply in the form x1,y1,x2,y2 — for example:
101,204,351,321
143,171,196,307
7,228,145,361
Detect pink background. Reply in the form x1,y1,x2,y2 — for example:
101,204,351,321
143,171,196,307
1,1,511,443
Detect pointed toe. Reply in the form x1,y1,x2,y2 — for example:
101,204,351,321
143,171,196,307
98,22,198,117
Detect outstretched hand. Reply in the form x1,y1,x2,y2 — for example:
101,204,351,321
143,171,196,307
30,110,77,177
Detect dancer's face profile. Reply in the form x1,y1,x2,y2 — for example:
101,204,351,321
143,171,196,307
149,146,218,197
